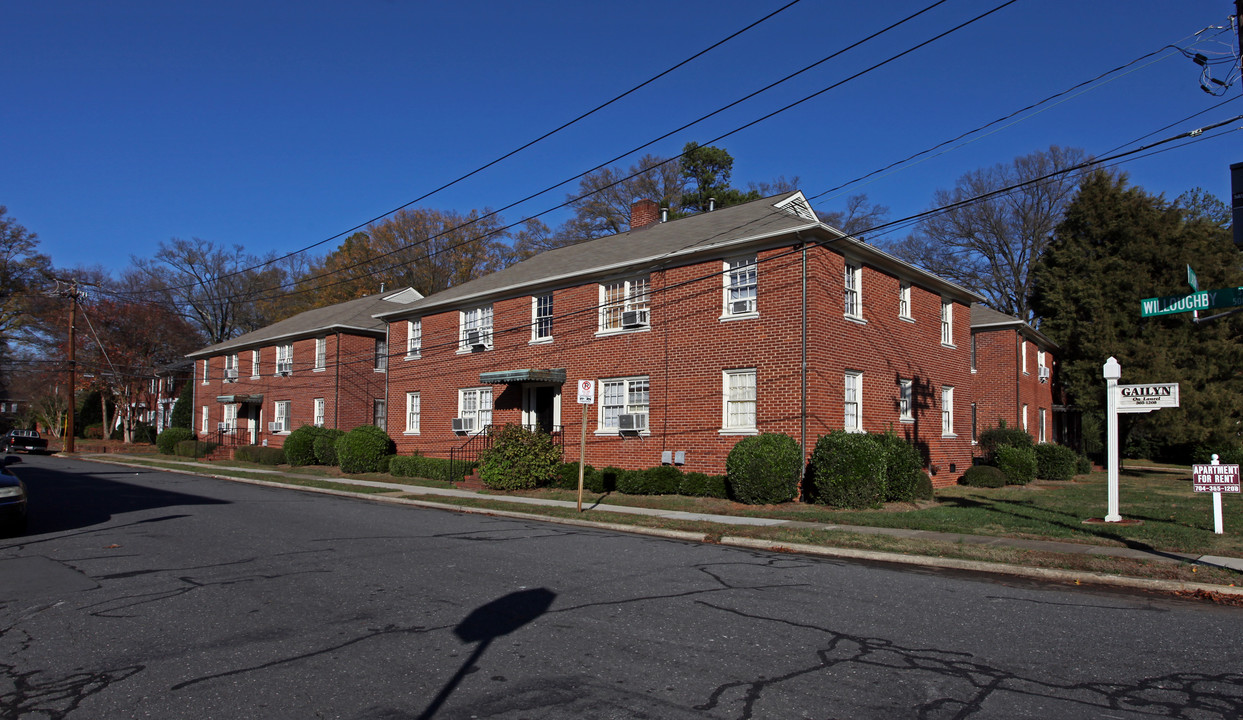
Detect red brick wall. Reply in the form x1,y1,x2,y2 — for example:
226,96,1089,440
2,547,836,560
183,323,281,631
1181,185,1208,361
970,329,1057,451
385,241,976,486
194,332,386,449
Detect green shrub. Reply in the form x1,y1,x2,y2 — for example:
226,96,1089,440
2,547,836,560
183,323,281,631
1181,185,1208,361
377,454,393,473
978,422,1033,463
725,433,802,505
1034,443,1079,482
960,464,1007,488
996,444,1037,485
234,445,285,465
170,380,194,429
174,439,216,458
132,422,158,445
83,423,105,440
477,424,562,490
679,472,729,499
335,425,396,474
553,462,596,490
809,431,886,508
1076,454,1093,474
596,467,623,494
283,425,322,466
876,431,930,502
391,454,470,482
157,427,196,454
314,429,345,466
617,465,682,495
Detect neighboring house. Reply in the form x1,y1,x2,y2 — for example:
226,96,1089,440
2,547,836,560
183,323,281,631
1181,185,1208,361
186,288,422,448
378,192,983,486
149,359,194,431
970,303,1062,446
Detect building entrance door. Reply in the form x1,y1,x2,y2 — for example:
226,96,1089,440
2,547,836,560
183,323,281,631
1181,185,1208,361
522,384,561,433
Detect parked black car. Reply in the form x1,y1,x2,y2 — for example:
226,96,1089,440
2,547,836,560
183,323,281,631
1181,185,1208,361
3,429,47,454
0,455,26,536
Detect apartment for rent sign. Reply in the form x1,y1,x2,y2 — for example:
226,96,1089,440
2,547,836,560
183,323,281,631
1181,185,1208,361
1192,464,1241,493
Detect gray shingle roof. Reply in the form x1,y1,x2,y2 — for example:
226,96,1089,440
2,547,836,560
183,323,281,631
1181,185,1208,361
186,287,422,359
970,302,1058,350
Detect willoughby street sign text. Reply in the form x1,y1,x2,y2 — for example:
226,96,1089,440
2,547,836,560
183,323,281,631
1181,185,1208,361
1140,287,1243,317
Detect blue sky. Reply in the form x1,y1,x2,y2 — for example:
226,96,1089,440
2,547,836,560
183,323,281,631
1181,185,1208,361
4,1,1240,273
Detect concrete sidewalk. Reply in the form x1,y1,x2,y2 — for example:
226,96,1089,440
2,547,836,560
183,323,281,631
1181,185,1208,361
90,454,1243,576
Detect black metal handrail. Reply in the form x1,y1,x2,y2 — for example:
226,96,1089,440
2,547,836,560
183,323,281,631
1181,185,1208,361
209,426,247,448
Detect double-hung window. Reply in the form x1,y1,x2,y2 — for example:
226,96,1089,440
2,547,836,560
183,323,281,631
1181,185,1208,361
844,262,862,319
313,398,325,427
375,338,388,371
314,337,327,371
276,344,293,375
460,306,493,351
941,386,955,437
406,319,422,358
405,392,420,434
844,371,862,431
251,349,261,378
201,406,209,433
724,256,757,317
599,277,650,331
899,281,912,320
458,387,493,433
373,399,387,430
201,359,210,384
222,403,238,431
899,378,913,422
1039,408,1047,443
599,376,650,431
940,300,954,346
274,401,290,433
722,369,757,432
224,354,238,382
532,294,553,341
1021,340,1028,374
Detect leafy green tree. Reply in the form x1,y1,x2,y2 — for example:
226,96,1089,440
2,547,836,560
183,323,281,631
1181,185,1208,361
1030,170,1243,458
679,142,760,213
170,377,194,430
0,207,53,345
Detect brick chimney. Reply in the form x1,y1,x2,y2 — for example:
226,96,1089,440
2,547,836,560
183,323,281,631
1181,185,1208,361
630,199,659,230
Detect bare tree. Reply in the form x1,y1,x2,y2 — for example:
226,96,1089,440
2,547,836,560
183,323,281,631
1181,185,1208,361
559,154,685,245
0,207,52,344
816,194,890,240
884,146,1089,322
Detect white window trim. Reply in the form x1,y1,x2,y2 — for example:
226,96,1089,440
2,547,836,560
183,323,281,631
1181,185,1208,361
201,359,209,384
899,378,914,423
941,386,956,438
940,300,955,348
1038,407,1047,443
274,400,291,434
844,371,863,432
596,375,651,436
1021,340,1028,374
373,398,387,431
531,294,554,344
597,276,651,335
251,349,261,379
275,344,293,375
721,368,758,435
458,306,494,353
314,337,327,372
405,319,422,360
313,398,325,427
405,391,420,435
457,387,493,435
844,262,864,322
1022,403,1029,432
721,256,758,321
223,354,239,383
201,405,209,433
375,337,388,372
898,281,913,322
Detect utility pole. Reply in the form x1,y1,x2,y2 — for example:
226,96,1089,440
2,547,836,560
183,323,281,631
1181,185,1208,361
52,278,87,454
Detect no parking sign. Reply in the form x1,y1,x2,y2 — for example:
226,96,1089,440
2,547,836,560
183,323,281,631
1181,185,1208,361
577,379,595,405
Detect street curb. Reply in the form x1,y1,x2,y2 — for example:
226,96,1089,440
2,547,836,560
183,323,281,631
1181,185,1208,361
74,456,1243,598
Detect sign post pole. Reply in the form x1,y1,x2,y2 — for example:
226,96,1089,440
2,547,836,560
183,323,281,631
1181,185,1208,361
575,379,595,513
1213,457,1224,535
1103,357,1122,522
1192,454,1239,534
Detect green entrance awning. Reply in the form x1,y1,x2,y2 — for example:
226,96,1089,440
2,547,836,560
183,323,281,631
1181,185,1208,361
216,394,264,404
479,369,566,385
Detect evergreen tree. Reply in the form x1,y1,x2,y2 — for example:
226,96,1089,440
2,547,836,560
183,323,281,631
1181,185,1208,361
170,379,194,430
1030,170,1243,458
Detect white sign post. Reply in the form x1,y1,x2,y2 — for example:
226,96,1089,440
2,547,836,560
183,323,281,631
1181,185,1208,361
1192,454,1240,535
575,380,595,512
1101,358,1180,523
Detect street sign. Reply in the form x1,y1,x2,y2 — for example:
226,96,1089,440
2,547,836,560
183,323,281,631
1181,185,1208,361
1187,265,1198,291
1140,287,1243,317
1192,464,1241,493
576,379,595,405
1114,383,1179,413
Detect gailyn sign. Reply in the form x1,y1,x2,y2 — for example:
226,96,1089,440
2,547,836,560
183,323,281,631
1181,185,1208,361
1114,383,1179,412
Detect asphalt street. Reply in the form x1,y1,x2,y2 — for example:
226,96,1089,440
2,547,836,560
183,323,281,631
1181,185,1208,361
1,454,1240,719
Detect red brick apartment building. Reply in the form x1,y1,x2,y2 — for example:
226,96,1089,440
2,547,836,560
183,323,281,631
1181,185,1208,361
378,192,987,487
186,288,421,448
970,303,1062,447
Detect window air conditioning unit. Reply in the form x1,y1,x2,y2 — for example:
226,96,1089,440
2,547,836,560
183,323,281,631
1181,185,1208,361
224,368,238,380
452,418,471,433
621,310,647,328
465,330,484,349
618,413,647,433
731,300,752,315
268,422,282,433
1038,366,1051,383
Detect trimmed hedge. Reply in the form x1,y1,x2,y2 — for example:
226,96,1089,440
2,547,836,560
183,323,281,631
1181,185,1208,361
336,425,395,474
960,464,1007,488
617,466,682,495
978,423,1033,463
478,424,562,490
1035,443,1079,482
996,444,1037,485
391,454,469,482
554,462,598,491
314,429,345,466
679,472,729,499
809,431,886,509
283,425,322,466
725,433,802,505
173,439,216,458
234,445,286,465
877,431,932,502
157,427,196,455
